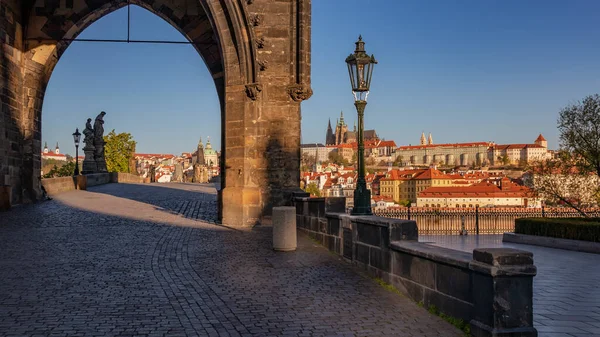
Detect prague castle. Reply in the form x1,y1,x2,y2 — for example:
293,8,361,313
325,111,379,146
394,133,549,166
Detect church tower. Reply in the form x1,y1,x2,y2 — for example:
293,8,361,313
55,142,60,154
335,111,348,145
325,119,335,145
428,133,433,145
43,142,48,154
420,132,426,145
196,137,205,165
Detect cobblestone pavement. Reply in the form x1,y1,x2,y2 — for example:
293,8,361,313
0,183,461,337
420,235,600,337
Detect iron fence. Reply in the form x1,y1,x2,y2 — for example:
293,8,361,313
373,206,600,235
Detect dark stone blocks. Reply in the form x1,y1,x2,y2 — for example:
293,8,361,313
355,243,369,265
473,248,533,266
327,217,340,236
293,197,537,337
392,253,435,289
356,222,382,247
342,228,352,260
436,264,472,303
369,247,390,272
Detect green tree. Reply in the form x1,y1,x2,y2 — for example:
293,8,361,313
501,154,510,166
304,182,321,197
393,155,404,166
525,151,600,216
396,199,411,207
42,161,76,178
558,94,600,176
328,151,349,166
104,130,137,173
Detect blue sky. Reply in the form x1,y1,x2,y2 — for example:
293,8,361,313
43,0,600,156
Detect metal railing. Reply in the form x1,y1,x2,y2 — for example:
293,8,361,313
374,206,600,235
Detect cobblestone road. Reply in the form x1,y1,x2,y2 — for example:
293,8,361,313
0,183,460,337
421,235,600,337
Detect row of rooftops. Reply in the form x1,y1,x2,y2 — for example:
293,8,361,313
305,134,548,152
303,167,531,199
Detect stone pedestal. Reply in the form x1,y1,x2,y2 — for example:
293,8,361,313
94,140,107,173
75,175,87,190
469,248,538,337
272,206,297,251
0,185,11,211
82,145,97,174
194,164,208,183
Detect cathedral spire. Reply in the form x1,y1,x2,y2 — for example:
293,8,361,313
420,132,426,145
339,111,345,126
198,136,204,148
326,118,335,145
428,133,433,145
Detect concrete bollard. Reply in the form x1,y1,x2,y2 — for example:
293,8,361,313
273,206,297,251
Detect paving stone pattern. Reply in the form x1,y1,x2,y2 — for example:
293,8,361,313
0,183,461,337
421,235,600,337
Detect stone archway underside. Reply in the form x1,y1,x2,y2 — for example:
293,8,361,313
0,0,313,226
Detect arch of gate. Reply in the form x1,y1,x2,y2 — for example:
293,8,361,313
0,0,312,226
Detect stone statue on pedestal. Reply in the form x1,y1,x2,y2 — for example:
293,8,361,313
81,118,97,174
93,111,108,173
172,162,184,183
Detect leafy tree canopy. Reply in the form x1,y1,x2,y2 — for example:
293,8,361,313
104,130,137,173
558,94,600,176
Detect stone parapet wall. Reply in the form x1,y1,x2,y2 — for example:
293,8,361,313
41,176,78,196
40,173,144,197
86,173,111,187
294,197,538,337
109,172,144,184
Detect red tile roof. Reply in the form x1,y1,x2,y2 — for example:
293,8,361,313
413,168,453,180
419,183,531,198
535,134,546,142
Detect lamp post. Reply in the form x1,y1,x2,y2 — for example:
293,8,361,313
346,35,377,215
72,128,81,176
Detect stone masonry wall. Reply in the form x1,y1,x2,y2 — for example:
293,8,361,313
0,1,25,205
2,1,312,226
295,197,538,337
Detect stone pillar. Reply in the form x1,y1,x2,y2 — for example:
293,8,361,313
272,206,297,251
81,143,97,174
469,248,537,337
0,185,11,211
94,139,107,173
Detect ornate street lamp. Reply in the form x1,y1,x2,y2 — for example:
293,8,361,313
346,35,377,215
72,128,81,176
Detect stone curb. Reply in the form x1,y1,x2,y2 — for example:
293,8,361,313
503,232,600,254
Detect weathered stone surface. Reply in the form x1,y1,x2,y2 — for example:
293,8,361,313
272,206,296,251
0,0,312,227
473,248,534,266
0,185,11,211
0,183,464,337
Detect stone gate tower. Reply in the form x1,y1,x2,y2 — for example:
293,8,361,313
0,0,312,227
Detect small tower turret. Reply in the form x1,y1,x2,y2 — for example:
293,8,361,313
43,142,48,154
428,133,433,145
55,142,60,155
420,132,426,145
534,134,547,148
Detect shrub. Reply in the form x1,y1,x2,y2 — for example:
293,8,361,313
515,218,600,242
